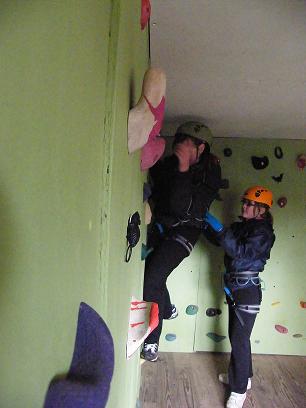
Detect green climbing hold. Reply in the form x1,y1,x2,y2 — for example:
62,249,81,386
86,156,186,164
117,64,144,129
206,332,226,343
186,305,199,315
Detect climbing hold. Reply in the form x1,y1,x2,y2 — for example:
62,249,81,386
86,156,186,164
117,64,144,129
254,340,260,344
141,243,153,260
274,146,283,159
296,154,306,170
275,324,288,334
186,305,199,315
165,333,176,342
277,197,287,208
206,308,222,317
300,301,306,309
271,301,280,306
272,173,284,183
293,334,303,338
206,332,226,343
141,0,151,30
223,148,232,157
220,178,229,189
251,155,269,170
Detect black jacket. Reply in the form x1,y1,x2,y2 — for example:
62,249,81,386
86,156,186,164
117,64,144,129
149,151,222,229
219,218,275,273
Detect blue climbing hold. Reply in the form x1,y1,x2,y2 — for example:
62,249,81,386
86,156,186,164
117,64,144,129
165,333,177,342
185,305,199,315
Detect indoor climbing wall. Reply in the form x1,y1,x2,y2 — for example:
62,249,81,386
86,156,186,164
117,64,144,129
159,137,305,356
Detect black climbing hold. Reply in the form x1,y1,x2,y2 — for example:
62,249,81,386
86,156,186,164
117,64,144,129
274,146,283,159
206,308,222,317
251,155,269,170
223,148,232,157
220,178,229,189
272,173,284,183
277,197,287,208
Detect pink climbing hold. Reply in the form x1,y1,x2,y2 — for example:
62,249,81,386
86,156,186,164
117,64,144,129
300,301,306,309
296,154,306,170
275,324,288,334
141,0,151,30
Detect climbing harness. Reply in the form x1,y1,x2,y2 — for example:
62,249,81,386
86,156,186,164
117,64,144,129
228,271,261,287
167,233,193,255
224,286,245,327
152,222,194,255
224,271,261,327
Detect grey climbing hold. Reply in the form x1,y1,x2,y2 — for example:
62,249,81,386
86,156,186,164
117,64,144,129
206,308,222,317
186,305,199,315
293,334,303,338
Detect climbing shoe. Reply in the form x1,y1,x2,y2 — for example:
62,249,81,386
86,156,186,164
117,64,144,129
141,343,158,362
226,392,246,408
166,304,178,320
218,373,251,390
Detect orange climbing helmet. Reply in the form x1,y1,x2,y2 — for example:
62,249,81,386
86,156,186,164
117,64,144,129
242,186,273,208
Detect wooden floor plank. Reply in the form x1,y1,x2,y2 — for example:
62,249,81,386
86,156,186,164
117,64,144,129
139,352,306,408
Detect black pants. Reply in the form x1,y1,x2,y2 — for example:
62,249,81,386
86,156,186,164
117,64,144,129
143,226,200,344
228,285,262,393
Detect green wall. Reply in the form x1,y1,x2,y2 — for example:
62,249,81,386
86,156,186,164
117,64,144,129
0,1,148,407
160,138,306,356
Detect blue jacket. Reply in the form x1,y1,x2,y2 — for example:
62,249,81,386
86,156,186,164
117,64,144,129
218,218,275,273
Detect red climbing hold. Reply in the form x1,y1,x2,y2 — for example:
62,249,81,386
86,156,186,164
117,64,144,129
275,324,288,334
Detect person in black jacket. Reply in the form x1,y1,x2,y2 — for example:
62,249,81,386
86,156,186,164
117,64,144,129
141,121,223,362
204,186,275,408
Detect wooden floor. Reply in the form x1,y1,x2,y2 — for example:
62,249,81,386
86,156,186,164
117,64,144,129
139,352,306,408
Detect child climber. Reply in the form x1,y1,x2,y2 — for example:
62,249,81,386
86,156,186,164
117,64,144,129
204,186,275,408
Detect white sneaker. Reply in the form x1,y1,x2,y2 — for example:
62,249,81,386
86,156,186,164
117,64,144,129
218,373,251,390
141,342,158,362
226,392,247,408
